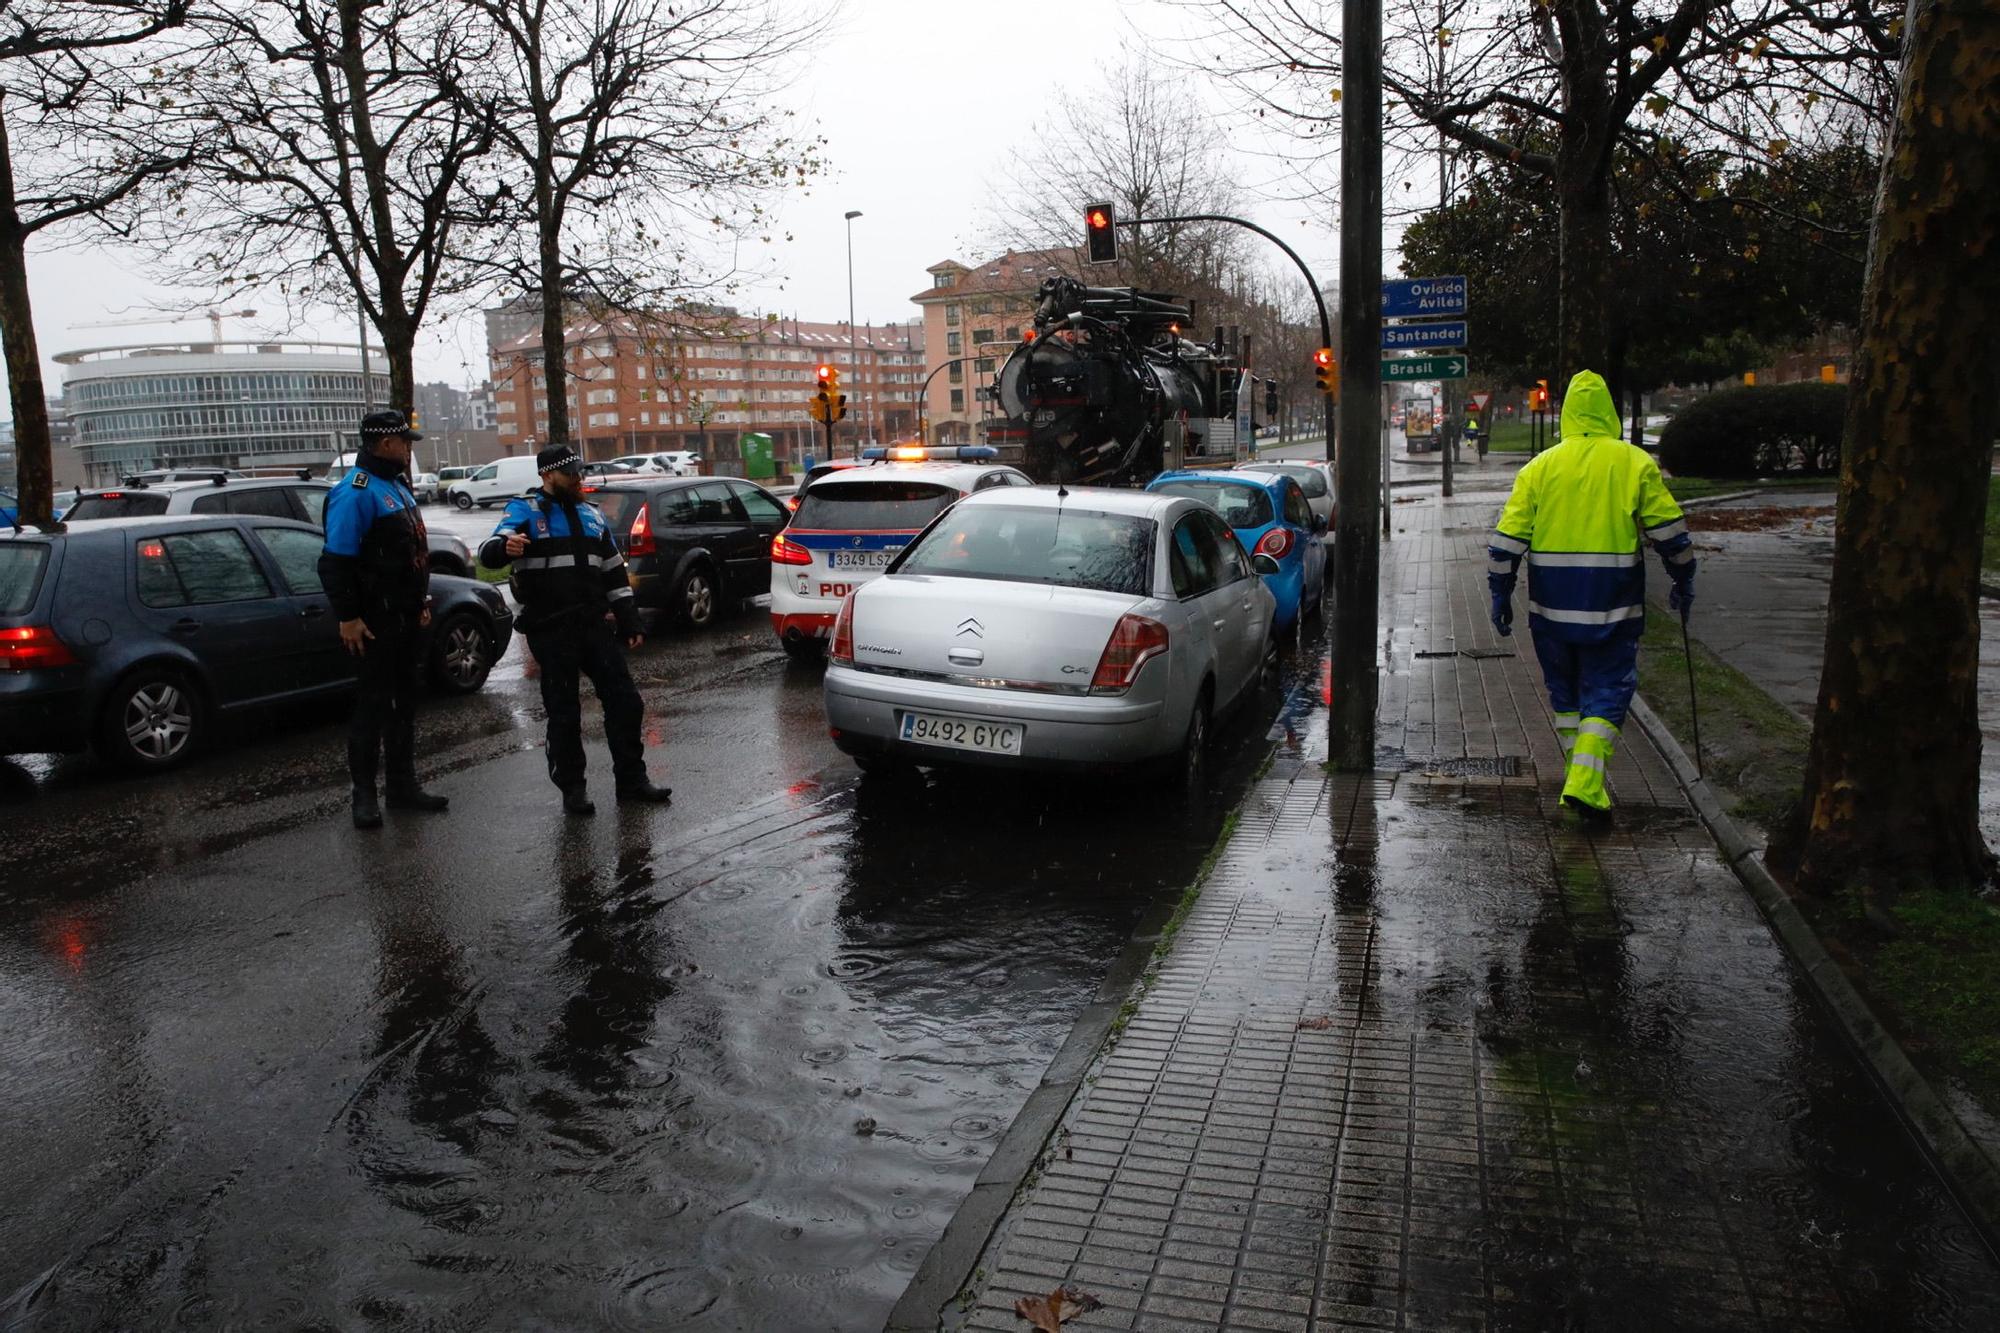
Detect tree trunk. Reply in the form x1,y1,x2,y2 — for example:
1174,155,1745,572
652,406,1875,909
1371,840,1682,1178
1792,0,2000,902
0,109,56,530
380,320,415,420
536,218,569,448
1552,6,1614,394
1629,387,1645,448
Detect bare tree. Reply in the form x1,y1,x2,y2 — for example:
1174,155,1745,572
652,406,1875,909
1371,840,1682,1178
154,0,498,414
1787,0,2000,907
0,0,193,528
460,0,826,451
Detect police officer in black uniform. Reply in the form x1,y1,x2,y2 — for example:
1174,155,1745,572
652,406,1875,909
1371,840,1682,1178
320,410,449,828
478,445,672,815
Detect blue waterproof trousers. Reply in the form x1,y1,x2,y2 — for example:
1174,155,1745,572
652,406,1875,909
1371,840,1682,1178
1531,630,1640,810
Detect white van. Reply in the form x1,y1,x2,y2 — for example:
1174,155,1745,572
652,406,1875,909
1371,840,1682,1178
448,455,541,509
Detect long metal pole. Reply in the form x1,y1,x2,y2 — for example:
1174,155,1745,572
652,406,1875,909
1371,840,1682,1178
845,210,861,457
355,236,373,412
1330,0,1384,771
1436,3,1454,501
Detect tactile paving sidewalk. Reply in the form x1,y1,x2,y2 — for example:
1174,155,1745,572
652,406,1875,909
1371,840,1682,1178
947,501,2000,1331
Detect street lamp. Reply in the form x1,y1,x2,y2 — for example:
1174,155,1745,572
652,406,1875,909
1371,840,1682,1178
844,209,862,456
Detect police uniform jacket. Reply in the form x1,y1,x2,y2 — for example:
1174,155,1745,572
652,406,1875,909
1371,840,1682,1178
1486,371,1695,645
479,490,639,636
318,453,430,621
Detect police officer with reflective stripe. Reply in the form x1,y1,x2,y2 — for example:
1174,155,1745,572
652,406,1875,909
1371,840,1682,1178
1487,370,1696,823
478,445,671,815
320,409,449,828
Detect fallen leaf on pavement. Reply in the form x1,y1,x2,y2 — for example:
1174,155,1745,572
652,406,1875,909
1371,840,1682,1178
1297,1015,1334,1030
1015,1285,1103,1330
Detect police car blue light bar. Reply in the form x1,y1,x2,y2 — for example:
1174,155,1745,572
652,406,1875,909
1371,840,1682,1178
859,445,1000,462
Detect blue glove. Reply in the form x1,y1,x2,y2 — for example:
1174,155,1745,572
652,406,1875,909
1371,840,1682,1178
1490,591,1513,637
1668,577,1694,623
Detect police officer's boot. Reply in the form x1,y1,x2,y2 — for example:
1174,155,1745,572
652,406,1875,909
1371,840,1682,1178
386,780,449,813
562,786,596,817
352,785,383,829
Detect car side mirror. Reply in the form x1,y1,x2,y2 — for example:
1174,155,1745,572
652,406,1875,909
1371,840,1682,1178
1251,552,1281,576
1313,514,1329,535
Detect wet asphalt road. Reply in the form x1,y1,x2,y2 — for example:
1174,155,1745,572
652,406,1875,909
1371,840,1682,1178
0,503,1311,1330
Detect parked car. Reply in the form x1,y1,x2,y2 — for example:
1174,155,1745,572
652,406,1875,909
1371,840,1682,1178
581,460,637,480
410,471,441,503
60,476,473,576
822,487,1279,787
448,455,540,509
0,515,513,770
0,490,16,528
578,475,792,629
656,451,703,476
1145,470,1328,629
434,465,472,499
1235,460,1336,538
768,449,1031,660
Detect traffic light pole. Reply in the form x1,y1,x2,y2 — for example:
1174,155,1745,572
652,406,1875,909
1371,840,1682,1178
1114,214,1334,467
1330,0,1384,772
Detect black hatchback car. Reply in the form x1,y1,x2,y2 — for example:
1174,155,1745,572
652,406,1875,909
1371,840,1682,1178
581,476,790,628
0,515,513,770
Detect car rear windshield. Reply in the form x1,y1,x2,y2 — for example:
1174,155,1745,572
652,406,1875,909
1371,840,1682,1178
1150,481,1273,529
1255,465,1329,498
0,543,50,614
586,488,645,532
794,481,958,532
899,506,1155,596
66,493,171,520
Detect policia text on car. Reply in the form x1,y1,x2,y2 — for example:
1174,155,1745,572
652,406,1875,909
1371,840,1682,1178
318,410,450,829
479,446,673,816
1487,371,1697,823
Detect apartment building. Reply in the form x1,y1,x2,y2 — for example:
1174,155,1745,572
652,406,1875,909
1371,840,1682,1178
908,247,1080,444
487,309,924,469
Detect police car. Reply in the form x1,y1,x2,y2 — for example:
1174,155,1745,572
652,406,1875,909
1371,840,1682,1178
768,445,1031,659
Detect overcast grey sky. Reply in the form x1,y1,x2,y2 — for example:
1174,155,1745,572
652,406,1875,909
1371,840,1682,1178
10,0,1368,405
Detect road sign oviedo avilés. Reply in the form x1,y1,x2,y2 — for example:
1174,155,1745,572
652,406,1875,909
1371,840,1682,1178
1381,276,1468,319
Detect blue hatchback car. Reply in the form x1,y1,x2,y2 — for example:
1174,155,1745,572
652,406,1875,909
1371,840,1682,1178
0,490,16,528
1145,470,1328,628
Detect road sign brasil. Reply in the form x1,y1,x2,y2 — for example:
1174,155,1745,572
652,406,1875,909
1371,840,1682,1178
1381,354,1467,381
1381,275,1467,319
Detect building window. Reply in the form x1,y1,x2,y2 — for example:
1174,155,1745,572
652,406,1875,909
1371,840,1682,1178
974,358,994,374
949,389,964,412
945,304,960,327
973,328,996,345
946,332,961,356
933,272,953,289
948,364,963,384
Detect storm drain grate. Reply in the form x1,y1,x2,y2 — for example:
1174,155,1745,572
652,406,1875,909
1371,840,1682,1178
1404,755,1523,778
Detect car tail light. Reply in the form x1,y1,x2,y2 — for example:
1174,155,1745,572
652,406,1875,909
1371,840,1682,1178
786,494,801,512
628,503,655,556
1090,614,1169,694
0,625,78,671
1255,528,1294,560
771,533,814,566
829,592,857,664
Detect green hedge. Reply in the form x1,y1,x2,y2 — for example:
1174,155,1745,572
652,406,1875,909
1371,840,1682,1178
1657,383,1846,479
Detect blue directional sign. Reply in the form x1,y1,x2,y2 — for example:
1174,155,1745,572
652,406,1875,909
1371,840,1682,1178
1381,320,1467,351
1382,275,1468,319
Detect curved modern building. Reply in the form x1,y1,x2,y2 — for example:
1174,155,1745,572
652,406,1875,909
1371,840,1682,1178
57,340,391,483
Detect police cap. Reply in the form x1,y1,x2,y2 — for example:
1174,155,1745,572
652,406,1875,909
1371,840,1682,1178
360,408,423,443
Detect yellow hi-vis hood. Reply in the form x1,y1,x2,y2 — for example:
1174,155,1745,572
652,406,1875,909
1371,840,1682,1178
1560,371,1621,443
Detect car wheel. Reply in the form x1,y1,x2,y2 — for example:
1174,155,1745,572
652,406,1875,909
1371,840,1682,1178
780,635,825,663
427,612,493,693
676,564,718,629
100,668,204,771
1169,686,1212,797
452,490,474,510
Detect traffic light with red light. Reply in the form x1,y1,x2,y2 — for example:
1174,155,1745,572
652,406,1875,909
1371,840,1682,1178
1313,348,1336,396
1084,202,1118,264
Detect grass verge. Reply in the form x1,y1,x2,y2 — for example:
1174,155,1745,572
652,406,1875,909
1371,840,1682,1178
1663,475,1837,503
1484,420,1535,453
1635,613,1808,834
1639,611,2000,1117
1985,475,2000,576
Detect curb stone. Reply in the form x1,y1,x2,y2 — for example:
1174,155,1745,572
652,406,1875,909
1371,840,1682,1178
1627,692,2000,1263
